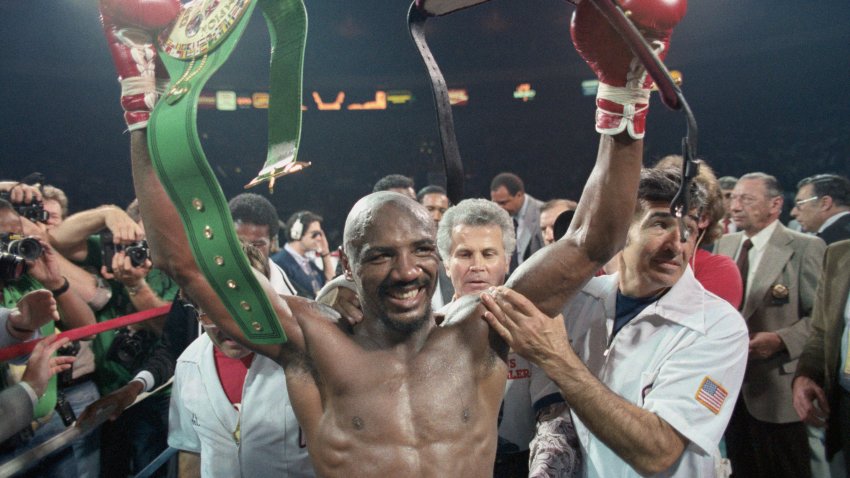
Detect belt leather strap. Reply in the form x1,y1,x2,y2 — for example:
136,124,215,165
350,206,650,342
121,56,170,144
148,0,308,343
408,0,697,238
407,1,475,205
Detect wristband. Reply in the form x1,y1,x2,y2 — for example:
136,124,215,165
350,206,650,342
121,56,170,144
50,278,70,298
125,283,144,297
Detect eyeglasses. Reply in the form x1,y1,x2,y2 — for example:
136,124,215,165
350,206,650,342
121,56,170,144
794,196,819,207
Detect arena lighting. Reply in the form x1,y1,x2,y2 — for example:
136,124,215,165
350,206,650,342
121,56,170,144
215,90,237,111
651,70,683,91
581,79,599,97
513,83,536,102
448,88,468,106
386,90,414,105
347,91,387,110
252,93,270,109
236,96,253,108
312,91,345,110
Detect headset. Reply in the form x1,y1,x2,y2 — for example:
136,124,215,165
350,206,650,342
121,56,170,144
289,212,305,241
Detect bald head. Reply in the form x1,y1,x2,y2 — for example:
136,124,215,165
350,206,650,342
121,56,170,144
343,192,435,262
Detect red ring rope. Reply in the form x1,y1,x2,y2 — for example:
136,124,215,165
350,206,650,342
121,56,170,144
0,304,171,362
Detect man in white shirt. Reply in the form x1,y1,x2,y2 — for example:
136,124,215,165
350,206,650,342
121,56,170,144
483,169,749,477
168,245,314,477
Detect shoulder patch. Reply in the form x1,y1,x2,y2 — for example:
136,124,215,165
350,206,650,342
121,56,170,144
695,376,728,415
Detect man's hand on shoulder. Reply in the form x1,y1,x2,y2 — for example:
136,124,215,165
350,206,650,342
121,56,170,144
480,287,571,368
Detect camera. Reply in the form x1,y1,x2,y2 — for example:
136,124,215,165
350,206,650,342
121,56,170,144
100,230,150,273
0,191,49,223
0,234,42,282
106,328,156,372
0,252,27,282
0,233,43,261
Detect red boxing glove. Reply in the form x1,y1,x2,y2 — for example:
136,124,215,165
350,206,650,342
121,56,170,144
571,0,687,139
99,0,180,131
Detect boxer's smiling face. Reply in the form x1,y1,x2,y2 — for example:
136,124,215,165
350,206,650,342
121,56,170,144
352,204,439,335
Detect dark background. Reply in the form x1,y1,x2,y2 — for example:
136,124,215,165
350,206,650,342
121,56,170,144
2,0,849,245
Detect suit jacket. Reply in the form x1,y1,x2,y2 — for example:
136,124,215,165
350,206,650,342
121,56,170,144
515,194,545,265
795,239,850,456
271,249,326,299
437,263,454,305
0,384,33,443
716,223,826,423
819,213,850,245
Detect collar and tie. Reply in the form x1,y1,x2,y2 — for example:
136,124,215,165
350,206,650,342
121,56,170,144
736,239,753,309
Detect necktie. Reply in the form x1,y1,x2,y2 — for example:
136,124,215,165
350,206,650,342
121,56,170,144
722,218,731,234
736,239,753,309
509,218,519,272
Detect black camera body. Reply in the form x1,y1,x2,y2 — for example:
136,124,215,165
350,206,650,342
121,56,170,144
0,191,49,223
100,230,150,273
106,327,156,373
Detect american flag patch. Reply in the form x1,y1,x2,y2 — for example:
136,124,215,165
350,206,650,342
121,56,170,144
695,376,728,415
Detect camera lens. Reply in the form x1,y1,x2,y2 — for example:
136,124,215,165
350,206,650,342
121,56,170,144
0,252,27,281
8,238,43,261
124,240,150,267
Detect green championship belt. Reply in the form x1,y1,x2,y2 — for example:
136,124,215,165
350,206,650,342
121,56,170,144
148,0,308,343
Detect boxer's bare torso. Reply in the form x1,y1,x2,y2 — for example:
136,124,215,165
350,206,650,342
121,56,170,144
281,296,505,477
240,199,508,477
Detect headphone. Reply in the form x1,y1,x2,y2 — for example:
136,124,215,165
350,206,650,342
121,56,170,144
289,212,304,241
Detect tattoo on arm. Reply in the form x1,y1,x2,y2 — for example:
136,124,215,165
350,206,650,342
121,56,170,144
529,402,582,478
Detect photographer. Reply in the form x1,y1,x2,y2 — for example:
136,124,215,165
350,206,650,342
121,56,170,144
1,335,76,444
47,198,177,477
0,198,97,477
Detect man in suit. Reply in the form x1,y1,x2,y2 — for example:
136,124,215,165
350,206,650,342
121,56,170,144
791,174,850,245
793,239,850,473
718,176,739,234
271,211,335,299
490,172,544,272
417,185,454,309
716,172,826,478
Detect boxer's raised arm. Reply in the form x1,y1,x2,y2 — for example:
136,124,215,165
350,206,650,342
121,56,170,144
130,132,307,363
507,134,641,316
507,0,686,316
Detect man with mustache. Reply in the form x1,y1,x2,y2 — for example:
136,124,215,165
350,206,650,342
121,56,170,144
482,169,750,477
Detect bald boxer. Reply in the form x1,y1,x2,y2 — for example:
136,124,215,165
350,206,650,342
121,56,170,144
102,0,683,475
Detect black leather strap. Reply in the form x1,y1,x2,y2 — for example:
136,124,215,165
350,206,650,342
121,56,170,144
407,1,466,205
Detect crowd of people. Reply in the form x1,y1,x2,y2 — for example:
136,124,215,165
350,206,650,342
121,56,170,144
2,0,850,477
3,160,849,478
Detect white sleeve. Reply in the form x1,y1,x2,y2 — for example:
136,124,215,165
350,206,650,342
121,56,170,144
642,310,749,455
530,363,565,414
167,363,202,453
